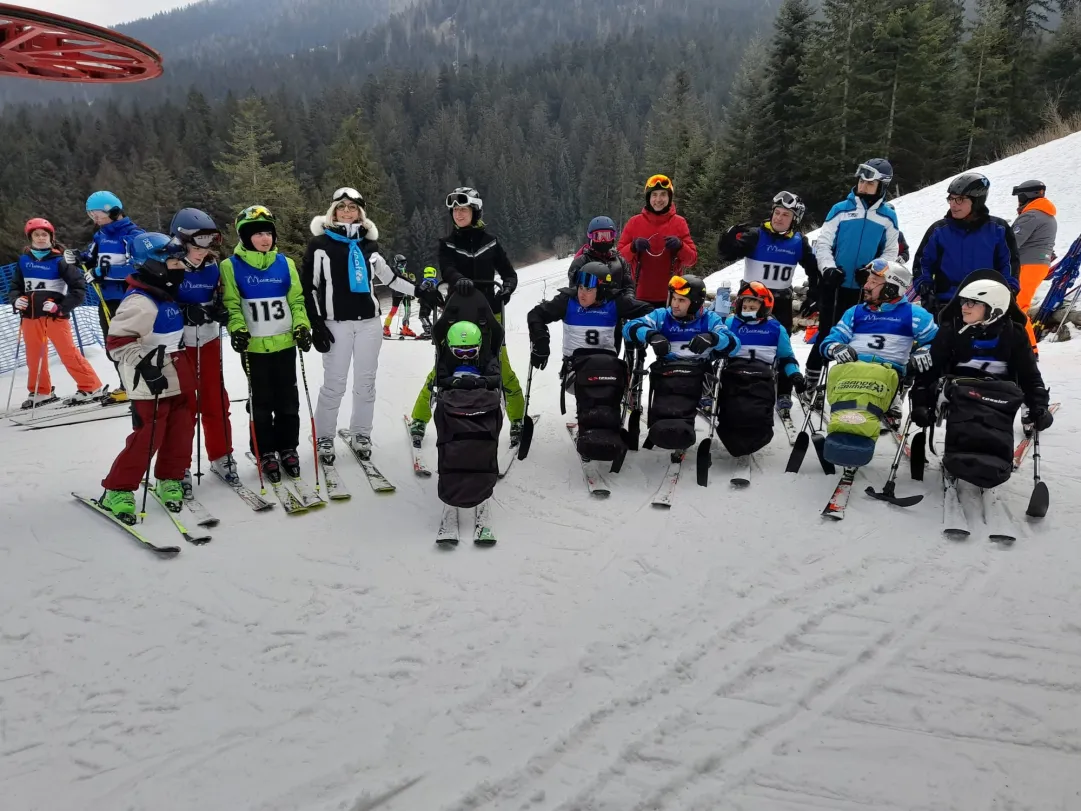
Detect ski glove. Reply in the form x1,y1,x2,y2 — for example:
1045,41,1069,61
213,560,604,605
63,249,80,268
134,352,168,396
1030,408,1054,432
646,331,670,358
909,346,933,374
789,372,808,393
230,330,251,353
500,275,518,303
312,321,335,354
530,339,549,370
665,236,683,253
183,304,212,327
631,237,651,254
41,300,60,316
453,277,474,297
14,296,28,311
830,343,858,364
821,267,844,289
734,227,759,248
293,325,312,352
687,332,719,354
799,291,818,318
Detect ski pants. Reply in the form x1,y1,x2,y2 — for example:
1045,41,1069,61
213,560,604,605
102,395,194,491
1016,262,1047,350
184,339,232,461
244,347,300,455
384,294,412,328
806,286,862,380
411,313,524,423
98,297,124,387
315,318,382,439
21,316,102,395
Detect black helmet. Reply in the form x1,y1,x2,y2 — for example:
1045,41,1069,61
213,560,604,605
947,172,991,200
393,254,407,270
668,273,706,313
573,260,616,298
1011,179,1046,205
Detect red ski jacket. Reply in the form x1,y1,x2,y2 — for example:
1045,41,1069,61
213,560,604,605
617,204,698,303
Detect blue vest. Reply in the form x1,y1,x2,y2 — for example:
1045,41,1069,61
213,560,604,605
176,262,220,305
849,301,915,368
730,317,785,365
18,253,66,295
744,231,804,291
124,288,184,353
232,253,294,338
660,311,713,359
959,335,1008,376
562,298,619,356
92,219,143,296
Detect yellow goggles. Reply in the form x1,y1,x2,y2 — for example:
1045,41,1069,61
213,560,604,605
240,205,274,221
645,174,673,192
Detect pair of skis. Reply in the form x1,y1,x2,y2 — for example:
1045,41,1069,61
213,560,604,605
942,475,1017,544
436,501,495,547
332,429,396,494
244,452,326,515
72,486,212,558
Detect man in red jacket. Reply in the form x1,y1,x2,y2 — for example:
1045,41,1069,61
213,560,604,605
618,174,698,306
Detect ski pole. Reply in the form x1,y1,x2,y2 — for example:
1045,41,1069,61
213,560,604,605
298,349,320,494
217,327,230,466
1026,426,1050,517
91,280,112,327
516,360,536,461
139,346,166,521
243,351,266,494
865,412,922,505
194,328,203,484
4,318,25,415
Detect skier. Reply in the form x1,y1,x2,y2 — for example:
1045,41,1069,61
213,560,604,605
528,262,652,461
80,190,146,403
715,282,808,457
417,266,438,340
717,190,819,415
818,259,937,463
618,175,698,306
300,188,413,466
908,271,1051,529
1010,179,1057,349
622,274,739,455
8,218,104,408
566,216,635,297
221,205,312,484
382,254,418,338
408,187,525,447
805,159,900,396
913,173,1020,314
170,208,237,486
98,233,194,522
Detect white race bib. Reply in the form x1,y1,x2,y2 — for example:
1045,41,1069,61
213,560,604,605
744,258,795,290
243,296,293,338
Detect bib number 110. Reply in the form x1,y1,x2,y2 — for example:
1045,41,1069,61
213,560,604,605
762,264,793,282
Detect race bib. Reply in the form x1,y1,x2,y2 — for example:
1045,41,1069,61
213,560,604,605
243,296,293,338
744,258,795,290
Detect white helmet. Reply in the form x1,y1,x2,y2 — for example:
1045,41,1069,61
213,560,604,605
446,186,483,214
956,278,1011,330
858,258,911,301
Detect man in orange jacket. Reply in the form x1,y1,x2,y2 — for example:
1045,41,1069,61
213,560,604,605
618,174,698,306
1011,179,1057,350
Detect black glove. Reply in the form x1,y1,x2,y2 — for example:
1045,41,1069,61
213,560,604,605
911,405,934,428
687,332,719,354
789,372,807,394
135,351,168,396
734,226,759,248
210,304,230,327
821,267,844,289
646,331,670,358
632,237,650,254
830,343,858,364
183,304,211,327
293,325,312,352
799,291,818,318
1031,408,1054,432
230,329,251,353
664,236,682,253
414,281,444,310
454,277,474,296
530,339,549,370
451,374,483,390
500,276,518,303
312,321,335,353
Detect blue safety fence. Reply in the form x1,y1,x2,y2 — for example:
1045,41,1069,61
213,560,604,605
0,262,105,375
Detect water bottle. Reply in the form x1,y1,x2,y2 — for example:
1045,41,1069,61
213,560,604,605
714,283,731,317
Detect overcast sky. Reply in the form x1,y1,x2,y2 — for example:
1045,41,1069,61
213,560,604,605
29,0,193,27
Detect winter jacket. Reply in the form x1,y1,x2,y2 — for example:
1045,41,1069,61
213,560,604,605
9,249,86,319
1012,197,1058,267
106,276,194,400
617,204,698,303
175,258,227,348
566,245,636,297
84,217,146,301
723,314,800,378
528,288,652,359
814,191,900,288
220,244,310,355
302,215,414,323
916,211,1020,303
438,225,518,316
820,299,938,376
718,221,819,293
623,307,740,362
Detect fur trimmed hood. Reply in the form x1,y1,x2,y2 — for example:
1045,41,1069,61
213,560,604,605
309,214,379,241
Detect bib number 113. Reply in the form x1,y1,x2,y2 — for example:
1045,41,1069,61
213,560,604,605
248,300,286,321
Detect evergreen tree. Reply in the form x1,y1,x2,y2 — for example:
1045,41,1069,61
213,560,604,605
126,157,180,232
961,0,1013,167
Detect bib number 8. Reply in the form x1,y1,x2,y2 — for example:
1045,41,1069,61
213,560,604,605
248,300,286,321
584,329,600,346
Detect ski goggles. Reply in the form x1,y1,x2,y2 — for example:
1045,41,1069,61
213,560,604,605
575,270,600,289
238,205,274,222
773,190,800,209
451,345,481,360
446,191,478,208
645,174,673,191
176,230,222,249
587,228,617,244
669,275,693,296
855,163,889,182
333,187,364,205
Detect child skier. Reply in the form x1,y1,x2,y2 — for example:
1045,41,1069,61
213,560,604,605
418,266,438,339
9,218,104,408
565,216,635,296
220,205,312,484
382,254,418,338
170,208,237,486
98,233,194,522
528,261,651,461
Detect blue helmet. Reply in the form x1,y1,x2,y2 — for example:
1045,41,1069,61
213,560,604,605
131,232,186,272
170,208,221,247
86,191,123,215
586,216,618,247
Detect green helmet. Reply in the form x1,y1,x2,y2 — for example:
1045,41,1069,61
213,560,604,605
235,204,275,233
423,266,438,280
446,320,482,348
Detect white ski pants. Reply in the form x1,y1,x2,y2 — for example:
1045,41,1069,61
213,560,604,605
315,318,383,439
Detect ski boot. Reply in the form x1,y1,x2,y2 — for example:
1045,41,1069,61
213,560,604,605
181,468,194,500
382,324,392,339
776,395,793,419
348,433,372,460
156,479,185,513
316,436,336,466
409,419,426,449
508,419,524,448
107,387,128,404
101,489,137,525
64,386,107,406
260,452,282,484
280,449,302,479
21,388,58,409
210,454,240,484
670,449,684,463
400,324,418,339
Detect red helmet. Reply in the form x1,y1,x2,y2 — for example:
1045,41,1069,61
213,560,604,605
25,218,55,238
735,281,775,318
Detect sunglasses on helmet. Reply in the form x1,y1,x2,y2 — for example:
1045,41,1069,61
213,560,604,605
646,174,673,190
855,163,888,182
451,346,481,360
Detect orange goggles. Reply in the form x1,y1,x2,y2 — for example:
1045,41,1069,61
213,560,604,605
645,174,673,192
669,275,692,296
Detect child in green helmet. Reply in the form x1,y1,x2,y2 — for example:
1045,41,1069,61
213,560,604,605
439,320,501,390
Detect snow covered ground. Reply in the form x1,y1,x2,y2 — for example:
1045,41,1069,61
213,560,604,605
4,137,1081,811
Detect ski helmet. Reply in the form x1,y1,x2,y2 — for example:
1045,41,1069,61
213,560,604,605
668,273,706,313
956,277,1011,330
446,187,483,224
86,191,123,218
574,260,615,297
24,217,55,239
234,205,277,250
645,174,673,195
771,190,805,227
446,320,483,359
855,158,893,187
1011,179,1046,206
393,254,407,271
586,215,618,252
857,258,911,302
332,186,365,208
130,232,187,290
947,172,991,201
170,208,222,248
735,281,775,320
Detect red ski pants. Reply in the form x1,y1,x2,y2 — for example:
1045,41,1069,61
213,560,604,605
102,396,194,491
184,341,233,460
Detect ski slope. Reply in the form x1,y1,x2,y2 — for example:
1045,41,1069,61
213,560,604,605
4,140,1081,811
